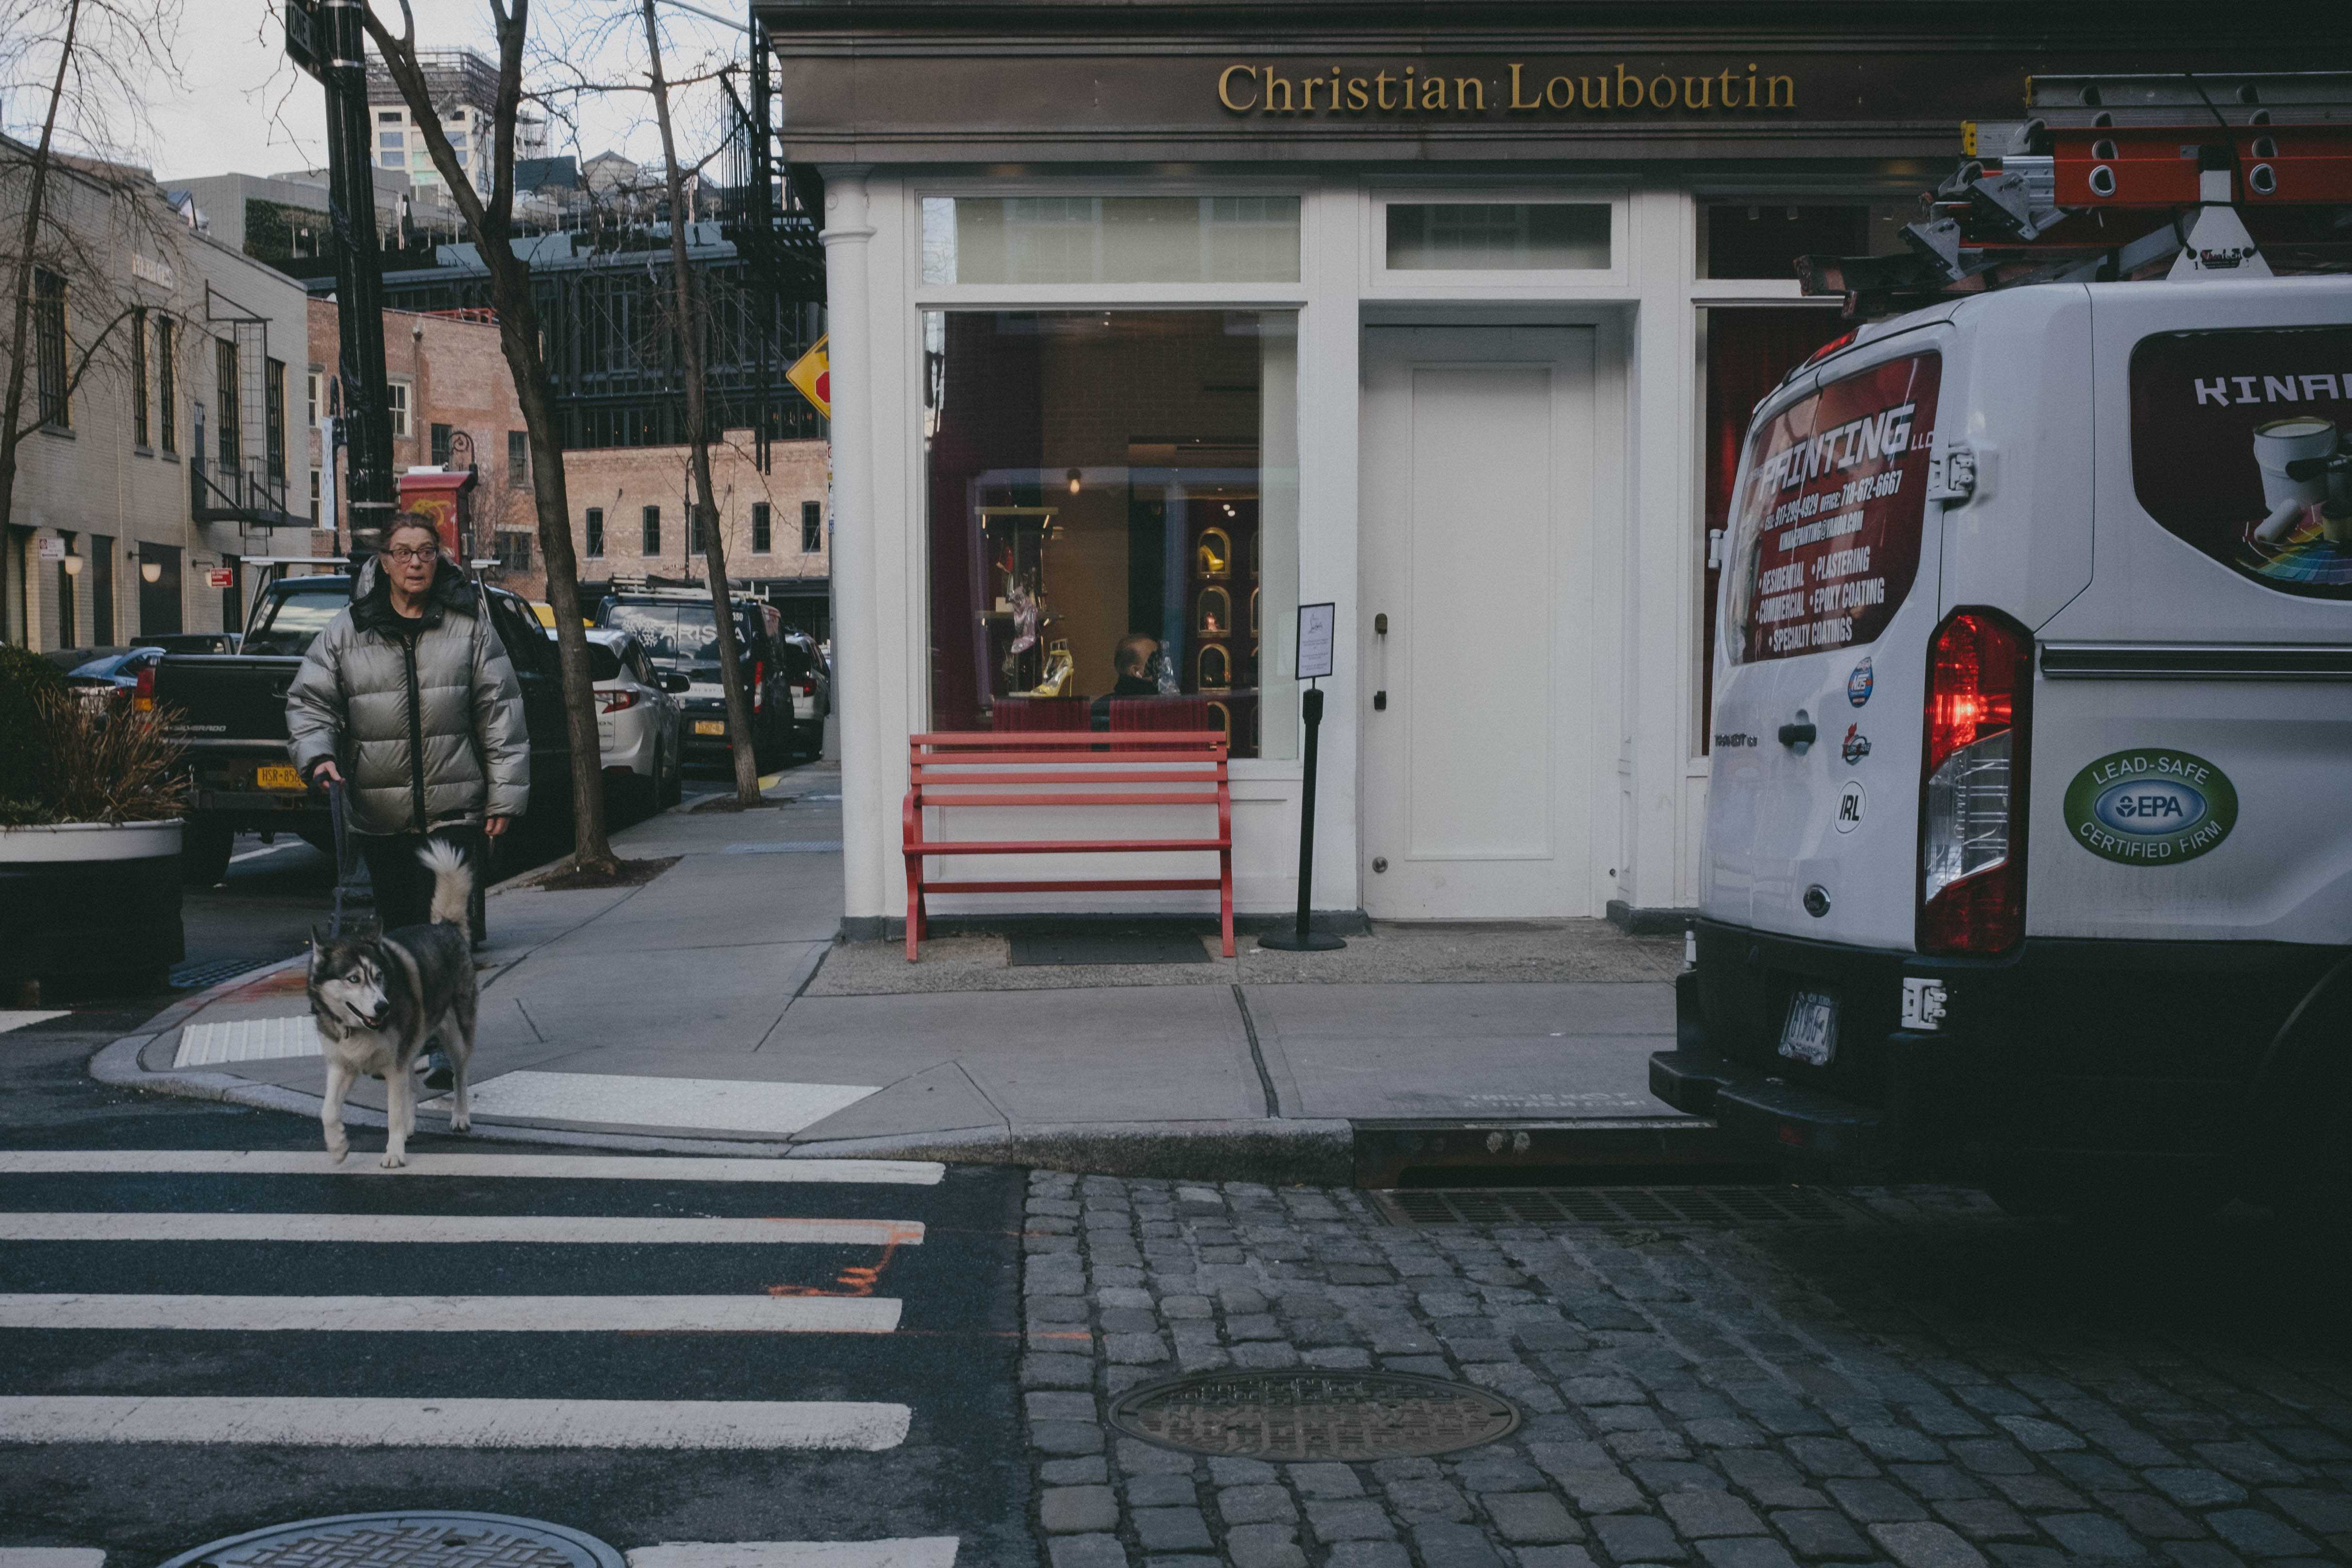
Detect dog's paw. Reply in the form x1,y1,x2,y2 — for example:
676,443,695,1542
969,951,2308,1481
325,1135,348,1164
379,1149,407,1169
449,1112,471,1134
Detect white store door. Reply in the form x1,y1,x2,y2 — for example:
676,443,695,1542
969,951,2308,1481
1360,326,1598,919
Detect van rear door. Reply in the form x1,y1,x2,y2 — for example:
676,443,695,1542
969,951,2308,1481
2029,281,2352,943
1706,335,1950,944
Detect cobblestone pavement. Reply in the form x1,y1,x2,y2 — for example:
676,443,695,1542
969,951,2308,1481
1018,1175,2352,1568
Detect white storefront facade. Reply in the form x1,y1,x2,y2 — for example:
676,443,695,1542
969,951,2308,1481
756,3,2264,939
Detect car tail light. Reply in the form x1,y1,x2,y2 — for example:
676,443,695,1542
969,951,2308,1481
599,688,640,714
134,666,155,713
1919,608,2032,955
752,660,765,712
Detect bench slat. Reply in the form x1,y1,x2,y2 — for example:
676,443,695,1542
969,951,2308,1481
923,878,1226,895
913,769,1222,785
908,838,1228,855
913,731,1226,747
918,792,1220,808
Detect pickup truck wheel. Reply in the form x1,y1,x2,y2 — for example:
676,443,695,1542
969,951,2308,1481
181,822,234,886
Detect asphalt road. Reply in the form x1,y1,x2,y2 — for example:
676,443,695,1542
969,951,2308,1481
0,1011,1032,1567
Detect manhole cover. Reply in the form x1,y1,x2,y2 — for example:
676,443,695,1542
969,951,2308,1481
1109,1369,1520,1460
158,1512,624,1568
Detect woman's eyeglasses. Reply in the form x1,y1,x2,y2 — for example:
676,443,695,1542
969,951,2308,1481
384,545,438,563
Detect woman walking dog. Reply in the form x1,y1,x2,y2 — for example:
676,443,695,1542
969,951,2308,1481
285,514,529,1084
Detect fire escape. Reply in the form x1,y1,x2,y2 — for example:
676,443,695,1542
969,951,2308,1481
718,13,827,474
192,283,299,530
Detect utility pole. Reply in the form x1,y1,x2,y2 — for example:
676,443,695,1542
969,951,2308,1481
288,0,396,560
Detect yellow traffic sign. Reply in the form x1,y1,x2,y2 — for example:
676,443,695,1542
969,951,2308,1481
787,335,830,418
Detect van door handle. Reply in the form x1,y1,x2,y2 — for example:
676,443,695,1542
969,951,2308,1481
1777,713,1816,753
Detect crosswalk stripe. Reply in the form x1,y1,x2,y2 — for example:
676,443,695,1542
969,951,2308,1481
0,1294,901,1333
0,1395,912,1449
0,1152,944,1184
628,1542,959,1568
0,1552,106,1568
0,1213,925,1248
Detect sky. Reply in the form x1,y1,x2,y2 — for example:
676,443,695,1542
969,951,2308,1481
132,0,745,184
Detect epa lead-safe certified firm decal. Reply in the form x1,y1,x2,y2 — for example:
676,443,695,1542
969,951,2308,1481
2063,748,2239,865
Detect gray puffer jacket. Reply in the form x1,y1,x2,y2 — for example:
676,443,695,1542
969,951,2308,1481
284,556,530,836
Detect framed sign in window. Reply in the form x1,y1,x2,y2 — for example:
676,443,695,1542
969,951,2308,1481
1296,601,1335,681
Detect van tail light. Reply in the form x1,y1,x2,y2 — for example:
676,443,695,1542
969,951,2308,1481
599,688,640,714
133,666,156,712
752,660,765,712
1919,608,2033,956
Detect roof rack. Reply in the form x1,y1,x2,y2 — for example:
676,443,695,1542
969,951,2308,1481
600,573,773,600
1798,72,2352,319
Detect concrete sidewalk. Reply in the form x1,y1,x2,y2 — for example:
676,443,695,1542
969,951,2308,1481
96,765,1704,1182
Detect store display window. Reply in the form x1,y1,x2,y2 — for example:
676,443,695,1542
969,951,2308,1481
923,309,1300,758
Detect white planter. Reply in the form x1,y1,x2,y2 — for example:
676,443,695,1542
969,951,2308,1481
0,819,184,863
0,819,186,988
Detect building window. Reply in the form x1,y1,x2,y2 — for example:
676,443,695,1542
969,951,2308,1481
310,468,321,528
379,111,402,123
306,369,320,426
1697,203,1870,281
751,501,771,554
387,380,410,438
90,535,114,646
640,505,660,556
131,308,149,448
265,358,287,481
507,429,529,487
32,269,68,429
922,308,1301,759
585,507,604,558
56,536,76,648
495,531,533,572
1384,203,1611,271
801,500,822,554
215,337,241,471
430,422,453,466
156,316,176,453
688,506,707,557
922,196,1300,286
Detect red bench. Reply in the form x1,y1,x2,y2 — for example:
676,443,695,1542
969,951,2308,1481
901,730,1233,962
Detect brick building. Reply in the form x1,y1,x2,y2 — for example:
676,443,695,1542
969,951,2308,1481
306,299,830,621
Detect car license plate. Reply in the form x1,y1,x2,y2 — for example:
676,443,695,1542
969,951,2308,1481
1778,988,1839,1067
694,719,726,736
255,765,305,791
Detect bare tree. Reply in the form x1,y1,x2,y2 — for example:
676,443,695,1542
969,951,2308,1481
0,0,183,644
639,0,759,805
360,0,620,877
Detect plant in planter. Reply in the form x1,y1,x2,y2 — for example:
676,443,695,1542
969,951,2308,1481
0,652,191,998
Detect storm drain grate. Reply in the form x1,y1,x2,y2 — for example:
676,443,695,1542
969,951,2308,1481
1368,1185,1866,1229
1110,1368,1520,1460
170,957,279,992
159,1513,624,1568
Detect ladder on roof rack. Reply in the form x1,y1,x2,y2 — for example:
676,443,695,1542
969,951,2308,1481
1799,72,2352,319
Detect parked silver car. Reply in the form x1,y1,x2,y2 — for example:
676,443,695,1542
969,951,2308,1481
577,628,686,816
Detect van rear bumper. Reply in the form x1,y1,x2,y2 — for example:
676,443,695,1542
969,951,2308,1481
1652,918,2351,1183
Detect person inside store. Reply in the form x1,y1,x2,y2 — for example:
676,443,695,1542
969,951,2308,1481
1089,633,1162,731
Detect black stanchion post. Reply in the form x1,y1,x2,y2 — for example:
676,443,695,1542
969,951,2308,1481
1260,679,1344,952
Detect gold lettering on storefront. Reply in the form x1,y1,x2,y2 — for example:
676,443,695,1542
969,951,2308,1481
1220,62,1796,116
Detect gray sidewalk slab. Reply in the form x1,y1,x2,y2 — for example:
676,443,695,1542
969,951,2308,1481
108,759,1706,1176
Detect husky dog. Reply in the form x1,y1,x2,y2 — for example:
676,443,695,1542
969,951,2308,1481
306,840,477,1167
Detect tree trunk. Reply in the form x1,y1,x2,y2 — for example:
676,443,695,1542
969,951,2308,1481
361,0,617,876
642,0,761,807
0,0,83,644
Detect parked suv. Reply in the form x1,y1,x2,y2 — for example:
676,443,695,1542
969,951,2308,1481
1650,274,2352,1213
595,590,819,768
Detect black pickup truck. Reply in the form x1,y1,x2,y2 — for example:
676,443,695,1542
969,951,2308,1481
155,569,575,884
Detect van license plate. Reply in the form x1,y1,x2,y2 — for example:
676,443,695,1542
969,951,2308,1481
694,720,726,736
255,765,305,791
1778,989,1839,1067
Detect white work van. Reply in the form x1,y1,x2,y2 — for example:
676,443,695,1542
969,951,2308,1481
1652,275,2352,1209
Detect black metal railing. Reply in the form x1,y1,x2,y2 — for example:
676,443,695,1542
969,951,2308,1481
191,458,299,529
